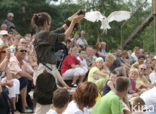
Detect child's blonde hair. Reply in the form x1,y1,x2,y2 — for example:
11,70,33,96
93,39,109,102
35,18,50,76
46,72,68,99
105,53,116,63
129,68,139,75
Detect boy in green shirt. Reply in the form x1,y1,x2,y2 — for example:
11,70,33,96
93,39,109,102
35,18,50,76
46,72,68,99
91,77,130,114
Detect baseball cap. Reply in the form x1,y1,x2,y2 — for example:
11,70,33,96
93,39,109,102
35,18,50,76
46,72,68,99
0,30,8,36
96,57,104,62
7,12,14,17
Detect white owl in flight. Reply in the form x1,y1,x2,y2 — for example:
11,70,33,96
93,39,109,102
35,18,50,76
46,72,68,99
84,10,131,31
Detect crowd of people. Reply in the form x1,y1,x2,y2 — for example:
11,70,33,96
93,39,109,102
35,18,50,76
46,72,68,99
0,11,156,114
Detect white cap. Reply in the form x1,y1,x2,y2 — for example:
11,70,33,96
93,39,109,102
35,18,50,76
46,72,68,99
96,57,103,62
0,30,8,36
153,56,156,60
7,12,14,17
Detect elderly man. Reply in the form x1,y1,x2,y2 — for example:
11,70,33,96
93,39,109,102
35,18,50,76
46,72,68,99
76,30,88,48
3,12,16,32
8,45,33,113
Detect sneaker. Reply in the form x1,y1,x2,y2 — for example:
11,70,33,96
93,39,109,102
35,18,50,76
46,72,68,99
21,107,33,113
71,83,78,87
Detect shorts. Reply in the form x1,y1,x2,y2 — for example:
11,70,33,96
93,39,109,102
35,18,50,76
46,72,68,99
62,67,88,80
19,77,28,90
7,79,20,98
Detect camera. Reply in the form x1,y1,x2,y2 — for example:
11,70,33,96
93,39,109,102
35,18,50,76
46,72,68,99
9,46,16,53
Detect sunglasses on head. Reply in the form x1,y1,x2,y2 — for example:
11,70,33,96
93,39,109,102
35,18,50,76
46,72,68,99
1,51,6,53
19,50,27,53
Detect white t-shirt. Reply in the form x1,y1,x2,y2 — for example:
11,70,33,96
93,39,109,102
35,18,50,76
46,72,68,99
77,56,88,68
46,109,57,114
140,87,156,113
76,37,87,46
149,71,156,84
131,52,138,62
63,100,90,114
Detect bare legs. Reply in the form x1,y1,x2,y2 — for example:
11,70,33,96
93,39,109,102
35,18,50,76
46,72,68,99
20,86,28,108
72,76,79,84
79,75,86,84
72,75,86,84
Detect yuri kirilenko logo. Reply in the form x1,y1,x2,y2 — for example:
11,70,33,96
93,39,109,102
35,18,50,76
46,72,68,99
131,103,154,112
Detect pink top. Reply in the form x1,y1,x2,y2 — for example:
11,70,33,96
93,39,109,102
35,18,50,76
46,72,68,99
8,56,34,79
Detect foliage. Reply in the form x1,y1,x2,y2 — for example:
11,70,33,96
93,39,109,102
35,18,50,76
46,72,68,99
0,0,154,52
0,0,59,34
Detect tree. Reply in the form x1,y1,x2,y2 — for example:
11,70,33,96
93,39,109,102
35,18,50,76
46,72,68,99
0,0,60,34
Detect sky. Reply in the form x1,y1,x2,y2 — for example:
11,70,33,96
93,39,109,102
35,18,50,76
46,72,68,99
50,0,152,5
50,0,77,5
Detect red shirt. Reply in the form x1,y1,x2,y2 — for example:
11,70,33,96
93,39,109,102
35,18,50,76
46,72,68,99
61,54,80,74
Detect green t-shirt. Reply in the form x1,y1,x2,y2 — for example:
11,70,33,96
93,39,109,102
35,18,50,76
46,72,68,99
91,91,122,114
88,66,106,82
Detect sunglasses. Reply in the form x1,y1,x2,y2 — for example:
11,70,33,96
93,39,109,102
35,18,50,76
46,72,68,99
1,51,6,53
19,50,27,53
141,68,146,71
21,42,27,44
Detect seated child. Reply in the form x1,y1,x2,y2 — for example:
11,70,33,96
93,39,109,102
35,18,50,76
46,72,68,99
102,70,118,95
128,69,140,98
128,68,146,99
46,88,70,114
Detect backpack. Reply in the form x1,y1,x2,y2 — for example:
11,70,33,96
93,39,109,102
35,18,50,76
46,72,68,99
33,72,57,105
